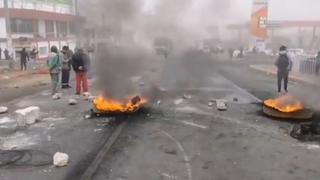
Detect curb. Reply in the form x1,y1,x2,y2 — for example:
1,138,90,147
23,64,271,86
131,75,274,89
250,65,320,87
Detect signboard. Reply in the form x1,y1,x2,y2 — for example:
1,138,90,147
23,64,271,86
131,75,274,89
27,0,72,5
251,0,268,39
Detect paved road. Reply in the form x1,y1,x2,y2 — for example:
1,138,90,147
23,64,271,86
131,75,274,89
1,51,320,180
92,52,320,180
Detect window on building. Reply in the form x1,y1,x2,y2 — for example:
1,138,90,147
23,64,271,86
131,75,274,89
57,21,68,37
10,18,34,34
45,20,55,38
69,21,75,34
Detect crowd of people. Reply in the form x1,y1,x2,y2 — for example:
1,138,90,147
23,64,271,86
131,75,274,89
47,45,90,97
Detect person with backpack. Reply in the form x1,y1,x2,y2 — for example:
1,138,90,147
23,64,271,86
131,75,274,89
47,46,62,95
275,46,292,93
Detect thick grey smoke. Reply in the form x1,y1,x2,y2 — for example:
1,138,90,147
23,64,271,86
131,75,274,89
78,0,245,100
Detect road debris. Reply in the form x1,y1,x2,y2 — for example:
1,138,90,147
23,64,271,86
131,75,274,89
15,106,40,126
52,93,62,100
208,101,214,107
0,106,8,114
53,152,69,167
216,99,227,111
174,99,183,105
183,94,192,99
68,99,77,105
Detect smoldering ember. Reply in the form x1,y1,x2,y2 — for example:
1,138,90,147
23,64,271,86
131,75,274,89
1,0,320,180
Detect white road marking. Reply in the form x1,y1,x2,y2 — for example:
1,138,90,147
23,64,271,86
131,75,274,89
181,120,208,129
211,76,262,102
160,130,193,180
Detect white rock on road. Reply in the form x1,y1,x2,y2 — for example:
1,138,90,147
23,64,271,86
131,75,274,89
15,106,40,126
216,99,227,111
0,106,8,114
53,152,69,167
68,99,77,105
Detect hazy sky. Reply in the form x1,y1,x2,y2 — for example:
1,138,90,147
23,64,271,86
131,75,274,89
144,0,320,22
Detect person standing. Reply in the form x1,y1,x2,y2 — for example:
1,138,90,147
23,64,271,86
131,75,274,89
4,49,9,60
61,46,73,89
316,51,320,76
20,48,29,71
275,46,291,93
71,48,90,95
30,47,38,70
47,46,61,95
0,47,2,60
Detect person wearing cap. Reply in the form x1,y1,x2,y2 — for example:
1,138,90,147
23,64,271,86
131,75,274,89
275,46,292,93
71,48,90,95
47,46,62,95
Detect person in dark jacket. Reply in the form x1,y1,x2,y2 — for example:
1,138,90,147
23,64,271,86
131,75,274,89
316,51,320,76
61,46,73,88
4,49,10,60
71,48,90,95
275,46,291,93
20,48,29,71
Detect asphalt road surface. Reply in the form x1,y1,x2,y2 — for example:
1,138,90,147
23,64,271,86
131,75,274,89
1,51,320,180
91,52,320,180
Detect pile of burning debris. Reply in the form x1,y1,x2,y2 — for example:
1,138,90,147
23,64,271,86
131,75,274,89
263,94,313,120
87,95,147,118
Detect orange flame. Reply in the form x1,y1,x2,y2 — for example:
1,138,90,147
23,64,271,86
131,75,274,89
264,94,304,113
93,96,147,113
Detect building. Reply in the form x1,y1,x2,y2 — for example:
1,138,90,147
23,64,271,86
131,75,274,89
0,0,77,60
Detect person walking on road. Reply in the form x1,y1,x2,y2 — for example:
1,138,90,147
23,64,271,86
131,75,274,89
61,46,73,89
316,51,320,76
71,48,90,95
20,48,29,71
275,46,292,93
47,46,61,95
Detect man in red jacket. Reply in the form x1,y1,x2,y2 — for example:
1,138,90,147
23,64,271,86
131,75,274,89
71,48,90,95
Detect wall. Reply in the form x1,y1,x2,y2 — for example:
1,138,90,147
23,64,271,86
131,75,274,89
38,19,46,38
0,18,6,38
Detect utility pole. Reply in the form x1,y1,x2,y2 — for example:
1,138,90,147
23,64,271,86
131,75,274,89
4,0,12,52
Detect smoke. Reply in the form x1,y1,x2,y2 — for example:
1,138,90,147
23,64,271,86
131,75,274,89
78,0,249,100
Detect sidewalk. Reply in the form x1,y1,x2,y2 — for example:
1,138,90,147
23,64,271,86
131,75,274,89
250,64,320,87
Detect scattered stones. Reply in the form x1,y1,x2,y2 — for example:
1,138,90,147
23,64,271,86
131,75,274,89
174,99,183,105
52,93,62,100
182,94,192,99
2,76,10,80
0,106,8,114
53,152,69,167
15,106,40,126
216,99,227,111
68,99,77,105
94,128,103,132
88,95,96,102
0,117,12,125
14,85,19,89
233,97,238,102
208,101,214,107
